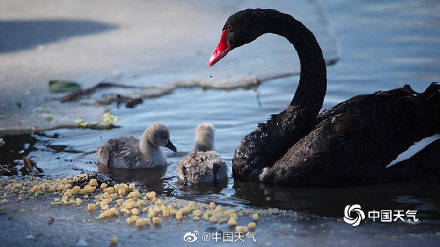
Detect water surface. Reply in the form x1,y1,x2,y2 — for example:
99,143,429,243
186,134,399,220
1,0,440,244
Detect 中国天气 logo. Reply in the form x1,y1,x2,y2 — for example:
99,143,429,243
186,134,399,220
343,204,366,226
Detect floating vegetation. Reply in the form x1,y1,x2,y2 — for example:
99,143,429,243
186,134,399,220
102,113,118,125
60,82,139,102
37,108,51,113
71,113,118,130
49,80,81,93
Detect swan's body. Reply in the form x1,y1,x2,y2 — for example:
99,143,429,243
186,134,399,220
97,123,176,169
177,123,227,184
208,9,440,187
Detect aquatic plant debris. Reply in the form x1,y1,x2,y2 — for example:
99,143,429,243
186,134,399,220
102,113,118,125
58,58,334,107
0,173,298,238
60,82,139,102
70,113,118,129
49,80,81,93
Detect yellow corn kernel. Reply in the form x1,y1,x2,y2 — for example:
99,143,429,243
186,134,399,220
104,187,114,194
88,204,96,211
209,216,217,223
162,209,170,217
136,218,144,227
252,213,259,221
176,211,184,220
142,218,151,226
153,207,161,215
124,199,135,209
118,189,126,196
88,186,96,193
109,207,118,216
235,226,247,233
228,218,237,226
64,190,72,198
146,191,156,200
169,208,176,216
100,183,108,189
128,191,139,198
131,208,139,215
103,192,111,199
89,179,98,187
214,205,222,212
116,199,124,205
209,202,215,209
202,213,209,221
248,222,256,231
152,217,161,224
75,198,82,205
137,200,146,207
110,236,117,245
128,183,135,191
72,186,80,194
193,210,201,217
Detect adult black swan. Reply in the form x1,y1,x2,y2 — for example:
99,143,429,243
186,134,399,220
208,9,440,187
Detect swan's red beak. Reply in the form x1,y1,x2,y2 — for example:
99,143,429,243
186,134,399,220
208,30,230,66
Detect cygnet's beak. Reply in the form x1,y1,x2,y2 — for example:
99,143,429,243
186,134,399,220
166,140,177,152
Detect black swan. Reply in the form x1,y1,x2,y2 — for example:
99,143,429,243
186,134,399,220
177,123,228,184
97,123,176,169
207,9,440,187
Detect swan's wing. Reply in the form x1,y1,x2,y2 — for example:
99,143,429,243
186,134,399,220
202,151,228,180
266,84,440,186
177,151,227,183
97,136,146,169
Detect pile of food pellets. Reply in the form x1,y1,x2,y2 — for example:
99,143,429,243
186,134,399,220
0,173,296,244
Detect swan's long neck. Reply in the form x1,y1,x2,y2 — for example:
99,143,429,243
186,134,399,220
232,11,327,181
266,13,326,114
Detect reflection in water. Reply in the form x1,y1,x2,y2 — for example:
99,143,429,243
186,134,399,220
0,134,43,176
176,179,227,194
98,164,173,196
233,180,440,219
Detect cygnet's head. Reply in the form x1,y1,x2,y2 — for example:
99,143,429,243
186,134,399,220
141,123,176,152
194,123,215,152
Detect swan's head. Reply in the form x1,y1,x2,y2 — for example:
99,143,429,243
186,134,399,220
208,8,280,66
194,123,215,152
141,123,176,152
